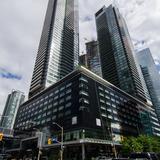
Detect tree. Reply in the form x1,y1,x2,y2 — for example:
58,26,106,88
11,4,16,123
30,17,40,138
121,135,160,155
121,137,143,156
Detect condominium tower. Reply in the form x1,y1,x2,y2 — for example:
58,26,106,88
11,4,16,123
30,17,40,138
29,0,79,98
0,90,25,129
79,41,102,76
136,48,160,121
95,5,151,103
85,41,102,76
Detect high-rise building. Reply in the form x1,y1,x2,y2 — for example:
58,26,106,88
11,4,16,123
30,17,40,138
155,59,160,74
0,90,25,129
85,40,102,76
136,48,160,121
95,5,151,103
29,0,79,98
79,54,88,68
79,41,102,76
11,66,160,159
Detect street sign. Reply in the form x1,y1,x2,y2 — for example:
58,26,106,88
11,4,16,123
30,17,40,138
0,133,3,141
52,137,58,143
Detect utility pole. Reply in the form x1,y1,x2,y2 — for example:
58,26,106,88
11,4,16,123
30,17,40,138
110,126,117,158
53,122,63,160
28,121,43,160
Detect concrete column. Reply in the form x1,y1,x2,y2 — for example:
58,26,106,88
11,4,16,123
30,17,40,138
82,143,85,160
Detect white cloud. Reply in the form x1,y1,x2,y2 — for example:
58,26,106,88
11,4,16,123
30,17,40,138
0,0,160,113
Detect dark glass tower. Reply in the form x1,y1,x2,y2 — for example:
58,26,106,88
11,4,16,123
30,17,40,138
0,90,25,129
95,5,150,103
85,40,102,76
29,0,79,98
136,48,160,122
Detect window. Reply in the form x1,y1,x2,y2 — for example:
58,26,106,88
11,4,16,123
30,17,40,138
49,98,53,103
66,82,72,88
53,108,57,113
43,106,47,111
49,92,54,97
59,98,64,104
101,113,107,118
58,113,63,118
47,111,51,115
105,89,109,93
52,115,56,120
113,110,117,114
54,95,58,100
60,92,65,97
53,102,58,106
111,98,115,102
66,102,71,108
41,119,46,124
112,104,116,108
48,104,52,109
42,113,46,117
66,89,72,94
96,118,101,126
72,116,77,125
65,132,71,140
60,86,65,91
80,90,89,96
108,115,113,119
59,106,64,111
46,117,51,122
99,92,104,97
106,101,111,106
101,106,106,110
55,89,59,94
65,110,71,116
84,99,89,104
100,99,105,103
79,83,88,89
110,92,114,96
98,86,103,91
66,95,71,101
79,77,88,83
73,131,79,140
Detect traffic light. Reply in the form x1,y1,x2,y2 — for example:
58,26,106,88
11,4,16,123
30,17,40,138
0,133,3,141
48,138,52,145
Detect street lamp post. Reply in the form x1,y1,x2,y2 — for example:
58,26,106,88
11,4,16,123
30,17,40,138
28,121,43,160
110,126,117,158
53,122,63,160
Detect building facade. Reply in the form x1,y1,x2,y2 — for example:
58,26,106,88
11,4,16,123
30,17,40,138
0,90,25,129
136,48,160,122
95,5,151,104
10,67,160,159
79,41,102,76
155,59,160,74
29,0,79,98
79,54,88,68
85,41,102,76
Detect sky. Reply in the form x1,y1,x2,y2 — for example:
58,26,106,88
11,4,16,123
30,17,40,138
0,0,160,113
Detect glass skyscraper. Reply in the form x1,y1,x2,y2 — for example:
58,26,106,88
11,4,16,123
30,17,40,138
0,90,25,129
79,40,102,76
29,0,79,98
95,5,151,104
85,41,102,76
136,48,160,121
155,59,160,74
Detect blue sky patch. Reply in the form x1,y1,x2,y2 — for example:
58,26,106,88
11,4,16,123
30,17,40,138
0,68,22,80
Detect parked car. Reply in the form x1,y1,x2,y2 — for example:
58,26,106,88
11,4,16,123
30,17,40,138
112,158,129,160
130,152,159,160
